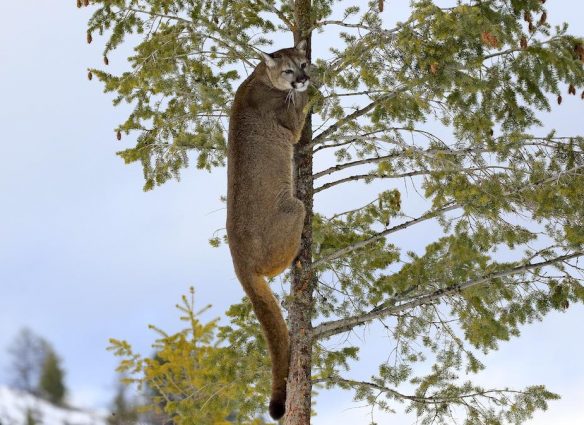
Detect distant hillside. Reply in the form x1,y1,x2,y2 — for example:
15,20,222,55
0,386,107,425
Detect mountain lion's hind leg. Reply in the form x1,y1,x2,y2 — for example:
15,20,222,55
261,197,305,278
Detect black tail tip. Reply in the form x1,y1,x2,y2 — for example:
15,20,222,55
269,399,285,420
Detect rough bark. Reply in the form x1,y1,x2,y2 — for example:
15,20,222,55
285,1,313,424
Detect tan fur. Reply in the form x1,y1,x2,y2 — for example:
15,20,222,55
226,42,309,420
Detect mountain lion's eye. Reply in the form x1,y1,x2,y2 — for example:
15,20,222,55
301,63,307,69
283,69,294,74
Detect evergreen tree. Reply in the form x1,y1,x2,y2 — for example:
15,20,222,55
82,1,584,424
108,289,269,424
38,348,67,406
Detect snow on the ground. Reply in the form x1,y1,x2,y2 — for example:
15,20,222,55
0,386,107,425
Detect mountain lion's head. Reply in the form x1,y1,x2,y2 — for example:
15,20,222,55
261,41,310,92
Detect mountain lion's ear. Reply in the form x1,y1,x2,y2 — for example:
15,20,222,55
295,40,307,55
261,52,277,68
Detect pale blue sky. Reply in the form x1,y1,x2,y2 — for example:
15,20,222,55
0,1,583,424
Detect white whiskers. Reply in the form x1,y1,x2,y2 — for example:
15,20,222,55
285,88,296,108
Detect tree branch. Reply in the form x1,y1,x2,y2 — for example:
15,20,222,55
310,88,406,148
314,162,584,270
312,202,460,267
312,20,374,31
313,152,401,179
481,36,563,61
124,7,193,24
312,130,388,153
258,0,295,31
313,145,495,179
314,376,526,405
314,170,430,193
313,251,584,340
308,32,567,152
314,166,516,193
311,100,381,145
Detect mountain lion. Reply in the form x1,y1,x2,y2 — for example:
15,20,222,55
226,40,309,420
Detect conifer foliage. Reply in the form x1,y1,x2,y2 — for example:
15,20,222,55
108,289,271,424
38,349,67,406
83,1,584,424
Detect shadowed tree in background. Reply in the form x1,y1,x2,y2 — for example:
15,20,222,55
81,1,584,424
7,328,50,396
7,328,67,405
38,347,67,406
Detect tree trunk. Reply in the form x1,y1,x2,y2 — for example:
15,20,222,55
285,1,313,424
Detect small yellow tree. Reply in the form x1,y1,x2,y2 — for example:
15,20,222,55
108,288,272,424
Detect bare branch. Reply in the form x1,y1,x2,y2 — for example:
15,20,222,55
125,7,193,24
313,130,388,153
313,20,374,31
314,170,429,193
315,166,517,193
313,145,494,179
324,90,389,99
314,152,401,179
313,251,584,340
314,376,526,404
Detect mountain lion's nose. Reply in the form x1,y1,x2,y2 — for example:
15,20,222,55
296,75,309,84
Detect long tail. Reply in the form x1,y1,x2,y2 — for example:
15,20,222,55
235,266,290,420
